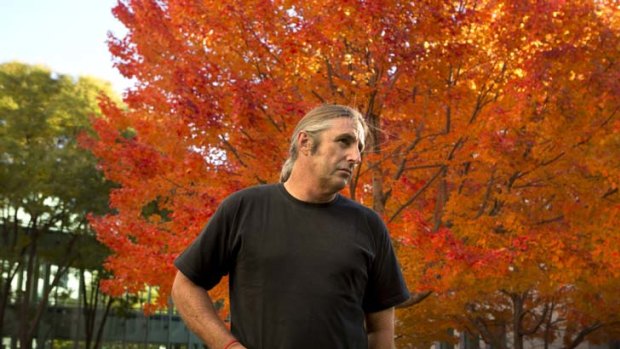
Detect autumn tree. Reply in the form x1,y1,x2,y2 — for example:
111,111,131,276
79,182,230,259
88,0,620,347
0,62,116,349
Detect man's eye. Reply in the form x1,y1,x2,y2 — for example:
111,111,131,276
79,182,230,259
338,139,350,145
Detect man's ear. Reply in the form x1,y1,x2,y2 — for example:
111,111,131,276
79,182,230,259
298,132,313,156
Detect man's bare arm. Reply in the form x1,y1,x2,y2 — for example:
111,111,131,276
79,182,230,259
171,271,245,349
366,307,396,349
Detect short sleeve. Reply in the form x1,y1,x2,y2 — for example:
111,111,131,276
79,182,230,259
362,215,410,313
174,197,239,290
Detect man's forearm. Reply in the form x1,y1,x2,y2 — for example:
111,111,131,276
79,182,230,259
368,329,396,349
366,307,396,349
171,271,245,349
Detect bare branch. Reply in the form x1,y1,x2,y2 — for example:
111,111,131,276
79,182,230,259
475,171,496,219
219,135,247,167
258,105,283,133
311,90,326,103
389,167,444,223
540,152,565,167
396,291,432,308
562,323,604,349
520,303,550,336
603,187,618,199
324,58,345,98
535,215,564,225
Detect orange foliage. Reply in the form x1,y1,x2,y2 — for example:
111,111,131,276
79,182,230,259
86,0,620,345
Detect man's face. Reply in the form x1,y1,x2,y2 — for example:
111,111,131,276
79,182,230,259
306,117,364,193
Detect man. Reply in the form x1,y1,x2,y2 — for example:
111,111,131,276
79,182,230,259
172,104,410,349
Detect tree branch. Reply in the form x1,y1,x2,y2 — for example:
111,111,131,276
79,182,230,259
219,135,247,167
563,322,604,349
520,302,550,336
396,291,432,308
535,215,564,225
475,170,496,219
389,167,444,223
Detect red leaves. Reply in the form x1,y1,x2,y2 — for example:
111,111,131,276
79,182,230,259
87,0,620,340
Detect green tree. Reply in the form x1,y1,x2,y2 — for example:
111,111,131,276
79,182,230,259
0,62,116,349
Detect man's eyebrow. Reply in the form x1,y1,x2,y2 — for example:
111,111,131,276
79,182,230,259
335,133,365,151
335,133,358,140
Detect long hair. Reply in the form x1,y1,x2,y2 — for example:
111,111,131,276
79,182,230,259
279,104,368,182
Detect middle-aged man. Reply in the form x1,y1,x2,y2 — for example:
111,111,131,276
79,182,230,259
171,104,410,349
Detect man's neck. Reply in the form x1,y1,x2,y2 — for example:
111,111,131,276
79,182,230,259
283,177,337,203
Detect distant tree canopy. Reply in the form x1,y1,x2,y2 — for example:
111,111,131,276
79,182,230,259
87,0,620,347
0,62,116,222
0,62,118,349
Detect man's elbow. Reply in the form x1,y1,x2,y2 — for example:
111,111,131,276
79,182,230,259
171,270,189,303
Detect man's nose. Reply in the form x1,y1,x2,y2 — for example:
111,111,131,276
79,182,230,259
347,147,362,165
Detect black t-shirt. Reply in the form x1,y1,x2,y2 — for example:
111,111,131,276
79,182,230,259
175,184,410,349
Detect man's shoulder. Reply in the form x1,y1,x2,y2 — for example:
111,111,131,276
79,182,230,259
224,183,280,203
215,184,280,216
336,195,384,223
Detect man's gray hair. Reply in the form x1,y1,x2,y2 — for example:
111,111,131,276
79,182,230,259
280,104,368,183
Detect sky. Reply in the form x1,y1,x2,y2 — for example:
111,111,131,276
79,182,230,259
0,0,131,94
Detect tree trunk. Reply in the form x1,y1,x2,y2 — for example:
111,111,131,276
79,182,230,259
18,230,38,349
93,297,114,349
0,211,21,336
432,168,448,231
81,269,94,349
512,293,524,349
82,269,115,349
19,234,77,349
0,263,19,336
